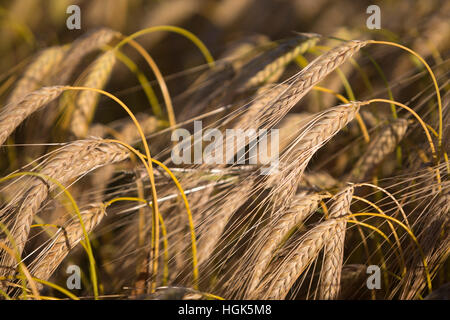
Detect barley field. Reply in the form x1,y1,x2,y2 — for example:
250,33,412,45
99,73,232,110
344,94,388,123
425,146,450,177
0,0,448,300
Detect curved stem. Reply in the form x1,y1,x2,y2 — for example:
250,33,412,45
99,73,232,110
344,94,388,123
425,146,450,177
115,25,215,67
348,212,432,294
123,39,176,128
367,40,443,150
0,171,97,299
63,86,160,293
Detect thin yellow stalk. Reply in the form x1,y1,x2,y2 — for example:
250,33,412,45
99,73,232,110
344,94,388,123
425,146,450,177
63,86,161,292
348,212,432,293
0,171,98,299
367,40,443,150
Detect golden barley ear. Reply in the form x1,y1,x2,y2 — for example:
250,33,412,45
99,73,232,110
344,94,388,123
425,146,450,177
51,28,118,85
7,46,67,104
319,186,353,300
0,86,65,146
246,192,322,298
30,204,106,285
255,186,353,300
348,119,408,182
70,51,117,138
0,139,129,283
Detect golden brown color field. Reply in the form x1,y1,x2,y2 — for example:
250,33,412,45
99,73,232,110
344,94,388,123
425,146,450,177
0,0,448,300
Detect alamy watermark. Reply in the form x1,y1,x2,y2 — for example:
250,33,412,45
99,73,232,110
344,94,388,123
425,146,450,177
66,264,81,289
366,265,381,289
66,5,81,30
366,5,381,30
171,121,279,175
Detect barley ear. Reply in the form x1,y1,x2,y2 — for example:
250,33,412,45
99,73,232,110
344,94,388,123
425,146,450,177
319,186,354,299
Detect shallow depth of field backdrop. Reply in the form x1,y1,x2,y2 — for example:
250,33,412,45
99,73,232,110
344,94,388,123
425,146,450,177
0,0,448,300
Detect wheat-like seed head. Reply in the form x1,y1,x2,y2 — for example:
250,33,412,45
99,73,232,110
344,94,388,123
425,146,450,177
257,219,338,299
401,183,449,299
0,139,129,282
256,186,353,300
253,40,366,131
246,192,322,298
319,186,353,299
232,84,289,131
7,46,67,104
243,34,321,90
196,178,255,266
348,118,408,182
0,86,65,146
31,204,106,283
270,102,360,208
70,50,117,138
52,28,118,85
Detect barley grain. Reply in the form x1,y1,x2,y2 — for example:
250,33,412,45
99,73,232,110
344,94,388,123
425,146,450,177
257,186,353,300
70,51,117,138
0,86,65,146
0,139,129,281
348,119,408,182
31,204,106,283
319,186,353,299
247,192,322,297
7,46,66,104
